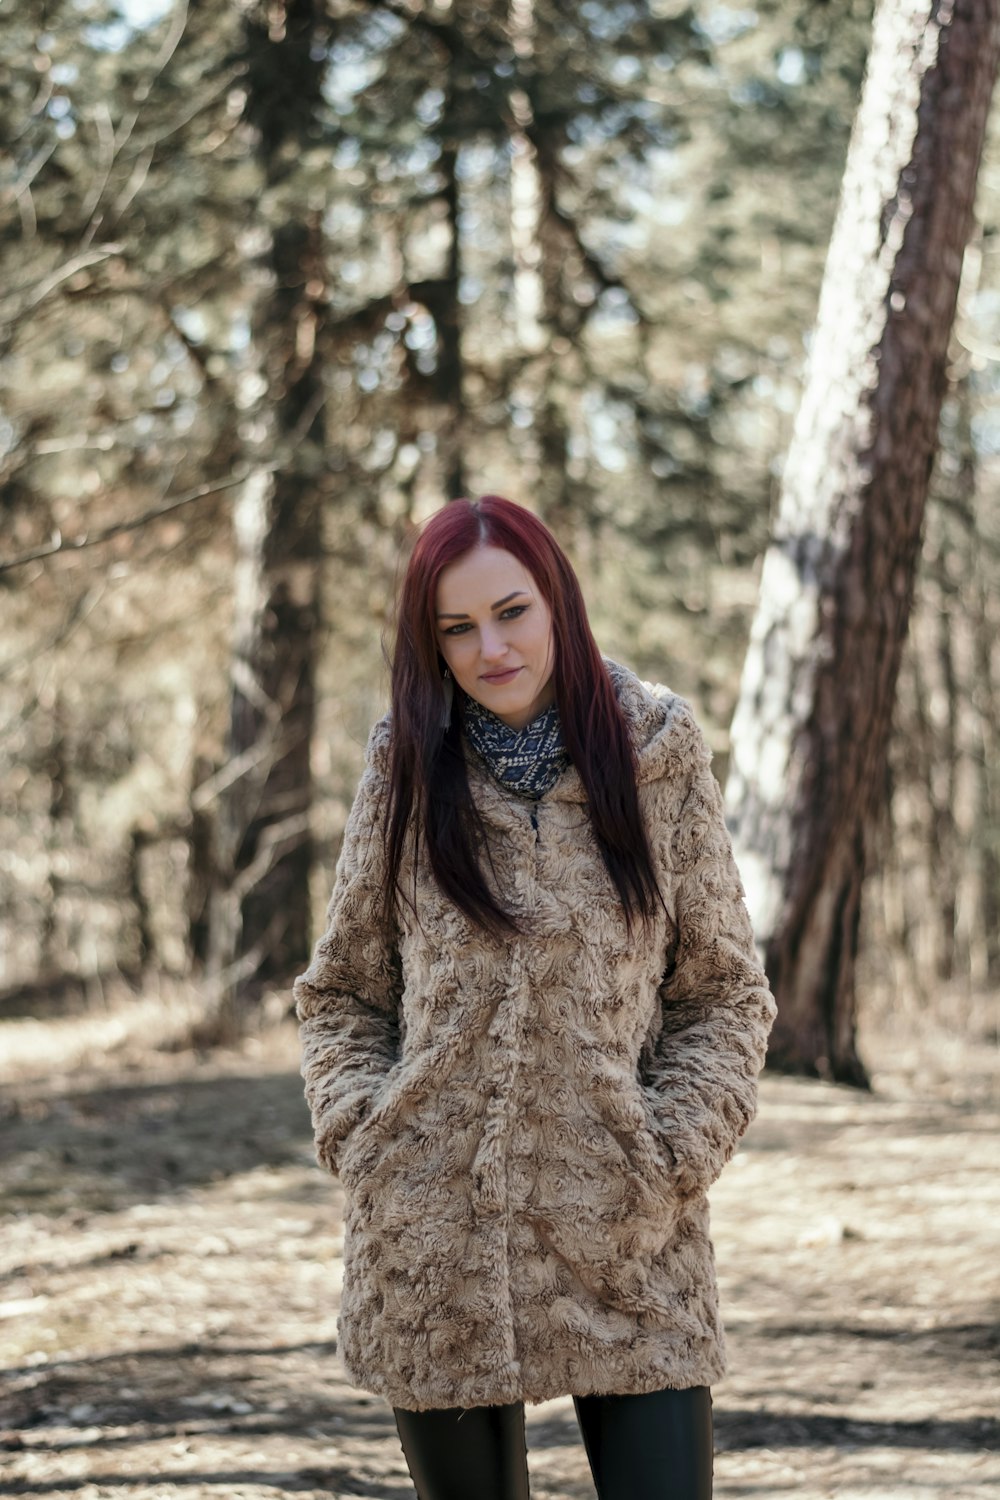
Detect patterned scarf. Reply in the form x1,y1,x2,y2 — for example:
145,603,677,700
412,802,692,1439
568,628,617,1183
461,693,572,801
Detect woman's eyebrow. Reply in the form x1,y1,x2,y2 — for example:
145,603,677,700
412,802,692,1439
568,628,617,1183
436,590,530,621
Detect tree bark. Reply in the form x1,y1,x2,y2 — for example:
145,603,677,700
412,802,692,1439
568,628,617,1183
724,0,1000,1082
437,140,467,501
208,0,327,1012
970,483,1000,984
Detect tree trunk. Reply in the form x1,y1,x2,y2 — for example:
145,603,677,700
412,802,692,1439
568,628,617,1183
724,0,1000,1082
208,0,327,1014
438,140,467,501
970,483,1000,985
407,140,466,500
504,0,595,535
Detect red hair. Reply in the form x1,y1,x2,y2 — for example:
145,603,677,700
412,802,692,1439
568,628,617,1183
382,495,663,938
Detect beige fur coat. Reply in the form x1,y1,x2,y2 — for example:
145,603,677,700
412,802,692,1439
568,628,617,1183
294,658,776,1412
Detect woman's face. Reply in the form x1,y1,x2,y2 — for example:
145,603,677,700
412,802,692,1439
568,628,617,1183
435,545,556,730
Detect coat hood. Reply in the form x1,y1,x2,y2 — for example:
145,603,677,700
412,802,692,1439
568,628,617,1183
540,655,703,803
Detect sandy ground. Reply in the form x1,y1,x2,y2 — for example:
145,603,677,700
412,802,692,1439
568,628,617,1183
0,997,997,1499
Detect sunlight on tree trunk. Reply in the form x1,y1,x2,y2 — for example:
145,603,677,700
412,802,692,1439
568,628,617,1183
725,0,1000,1083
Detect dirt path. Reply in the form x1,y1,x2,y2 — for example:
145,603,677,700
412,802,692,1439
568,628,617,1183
1,1005,997,1498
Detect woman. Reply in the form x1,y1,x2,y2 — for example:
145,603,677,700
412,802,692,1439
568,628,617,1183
294,494,776,1500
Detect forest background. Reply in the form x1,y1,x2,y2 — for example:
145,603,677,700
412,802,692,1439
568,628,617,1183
2,0,999,1076
1,2,999,1497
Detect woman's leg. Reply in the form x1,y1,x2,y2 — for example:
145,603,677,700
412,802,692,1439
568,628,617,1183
393,1400,531,1500
572,1385,713,1500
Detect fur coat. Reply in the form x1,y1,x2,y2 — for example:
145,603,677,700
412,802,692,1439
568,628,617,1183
294,657,776,1412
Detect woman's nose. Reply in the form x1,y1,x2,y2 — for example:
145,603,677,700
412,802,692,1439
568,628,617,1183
480,625,508,661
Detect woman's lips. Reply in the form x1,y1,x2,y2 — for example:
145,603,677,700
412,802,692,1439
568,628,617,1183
481,666,522,684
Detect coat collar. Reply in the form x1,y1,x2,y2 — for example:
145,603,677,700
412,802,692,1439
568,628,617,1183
464,656,698,813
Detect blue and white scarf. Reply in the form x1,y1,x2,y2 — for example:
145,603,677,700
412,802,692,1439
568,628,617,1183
461,694,571,801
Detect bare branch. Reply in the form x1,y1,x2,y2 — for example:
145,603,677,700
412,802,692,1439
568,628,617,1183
137,71,247,151
231,811,311,902
3,139,57,240
155,294,225,389
145,0,191,85
191,734,290,813
0,245,125,322
78,102,118,234
78,2,215,249
0,582,107,682
0,468,255,576
110,144,155,226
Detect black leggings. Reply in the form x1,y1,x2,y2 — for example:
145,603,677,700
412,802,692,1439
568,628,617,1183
393,1384,713,1500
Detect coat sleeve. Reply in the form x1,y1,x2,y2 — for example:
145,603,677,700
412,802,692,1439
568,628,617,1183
641,711,777,1196
293,715,402,1177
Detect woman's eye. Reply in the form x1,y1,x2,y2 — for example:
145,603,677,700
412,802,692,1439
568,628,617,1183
443,606,527,637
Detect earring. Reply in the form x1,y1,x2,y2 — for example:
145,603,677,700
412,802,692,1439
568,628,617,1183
440,666,454,729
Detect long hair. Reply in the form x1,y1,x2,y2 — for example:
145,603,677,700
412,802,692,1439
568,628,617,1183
381,495,664,940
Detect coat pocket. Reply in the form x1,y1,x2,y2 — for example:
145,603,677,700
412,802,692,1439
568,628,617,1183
521,1079,686,1321
525,1162,684,1327
338,1063,407,1187
590,1077,682,1215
